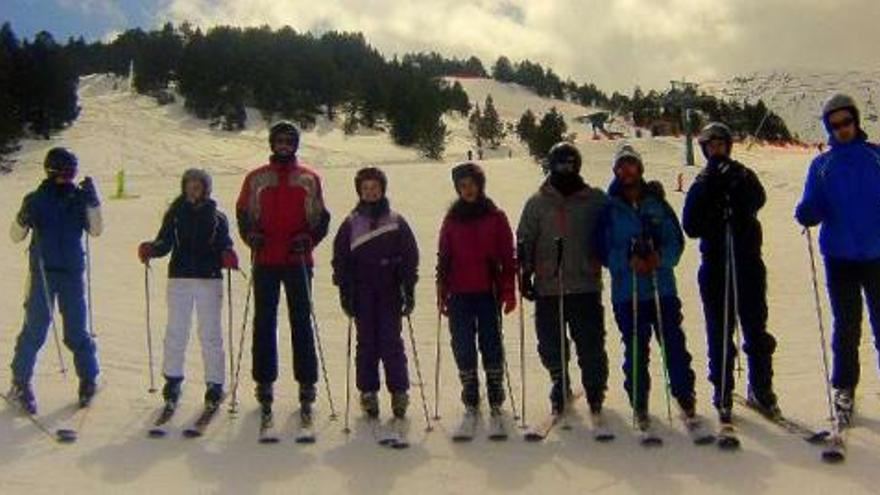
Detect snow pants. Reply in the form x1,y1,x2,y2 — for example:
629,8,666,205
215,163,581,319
162,278,225,386
354,286,409,393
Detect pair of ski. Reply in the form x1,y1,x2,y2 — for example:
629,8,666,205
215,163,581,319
732,393,844,463
258,407,316,445
148,400,223,439
451,410,510,442
2,391,95,444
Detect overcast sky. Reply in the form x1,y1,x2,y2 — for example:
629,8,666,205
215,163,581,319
3,0,879,91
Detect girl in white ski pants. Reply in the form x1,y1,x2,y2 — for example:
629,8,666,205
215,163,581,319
163,278,225,385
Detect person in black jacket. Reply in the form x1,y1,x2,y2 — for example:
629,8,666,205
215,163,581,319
138,169,238,409
682,123,779,422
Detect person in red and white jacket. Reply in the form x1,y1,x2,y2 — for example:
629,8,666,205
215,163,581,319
235,121,330,419
436,162,516,426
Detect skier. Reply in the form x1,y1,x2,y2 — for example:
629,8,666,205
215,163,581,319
332,167,419,424
436,162,517,439
517,142,610,429
236,121,331,426
137,169,238,411
682,122,780,427
796,94,880,427
8,147,102,413
598,144,707,442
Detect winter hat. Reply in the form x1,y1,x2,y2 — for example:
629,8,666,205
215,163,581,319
822,93,861,130
451,162,486,193
44,147,78,180
545,141,582,175
354,166,388,195
181,168,213,197
612,143,644,174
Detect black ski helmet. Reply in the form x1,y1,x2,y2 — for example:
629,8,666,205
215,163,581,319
546,142,582,175
181,168,213,198
698,122,733,158
451,162,486,193
354,166,388,195
44,147,78,180
268,120,300,152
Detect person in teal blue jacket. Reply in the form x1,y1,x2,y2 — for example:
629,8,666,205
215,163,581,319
599,144,698,432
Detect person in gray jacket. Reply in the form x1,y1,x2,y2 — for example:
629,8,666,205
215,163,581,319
517,142,610,418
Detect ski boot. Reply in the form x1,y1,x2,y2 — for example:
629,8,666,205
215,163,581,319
833,388,854,429
549,376,573,416
636,409,662,446
360,392,380,419
204,383,224,410
391,391,409,420
299,384,317,423
459,369,480,411
747,386,782,419
9,379,37,415
255,382,273,414
163,376,183,410
78,378,97,408
678,396,714,445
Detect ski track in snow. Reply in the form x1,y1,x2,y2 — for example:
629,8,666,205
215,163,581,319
1,74,879,494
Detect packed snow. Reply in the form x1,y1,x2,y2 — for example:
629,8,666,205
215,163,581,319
1,74,879,494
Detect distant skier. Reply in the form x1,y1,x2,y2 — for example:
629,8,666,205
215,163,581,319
599,144,707,441
332,167,419,422
682,122,780,425
8,148,102,413
437,162,517,438
236,121,331,424
796,94,880,427
517,142,610,425
137,169,238,411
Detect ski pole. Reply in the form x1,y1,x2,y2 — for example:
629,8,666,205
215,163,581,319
517,240,528,429
555,237,569,429
495,302,520,421
226,268,235,407
728,224,744,379
144,263,157,393
85,235,96,338
433,282,443,421
805,228,837,429
36,252,67,377
652,271,674,423
343,316,353,434
719,214,735,416
405,315,433,432
300,263,338,420
229,259,253,415
631,269,639,428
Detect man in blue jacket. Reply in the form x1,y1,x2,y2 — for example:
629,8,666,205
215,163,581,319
600,144,701,437
683,123,779,424
796,94,880,427
8,148,102,414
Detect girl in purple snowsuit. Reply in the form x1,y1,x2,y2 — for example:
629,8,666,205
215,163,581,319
332,167,419,420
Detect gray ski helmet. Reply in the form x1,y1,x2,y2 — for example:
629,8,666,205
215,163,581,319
698,122,733,145
546,141,582,175
268,120,300,151
822,93,860,127
451,161,486,192
44,147,78,179
355,166,388,195
612,143,644,174
181,168,213,197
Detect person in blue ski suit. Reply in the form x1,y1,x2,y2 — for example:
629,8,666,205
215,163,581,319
598,144,698,429
796,93,880,426
8,147,102,413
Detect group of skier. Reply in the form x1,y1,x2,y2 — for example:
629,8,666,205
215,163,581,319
5,94,880,454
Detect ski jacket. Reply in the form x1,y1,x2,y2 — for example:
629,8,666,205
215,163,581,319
150,197,233,279
796,135,880,260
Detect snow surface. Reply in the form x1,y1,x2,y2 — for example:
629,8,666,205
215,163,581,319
1,74,879,495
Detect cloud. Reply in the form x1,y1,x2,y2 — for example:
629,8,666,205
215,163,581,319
157,0,880,91
57,0,128,25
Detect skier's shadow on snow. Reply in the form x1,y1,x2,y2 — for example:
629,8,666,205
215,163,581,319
323,416,431,495
0,402,79,466
181,408,318,494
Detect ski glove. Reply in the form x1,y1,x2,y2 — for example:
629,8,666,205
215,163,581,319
289,234,312,255
221,249,239,270
401,283,416,316
79,177,101,207
520,271,537,302
138,242,154,264
339,287,356,318
245,231,266,250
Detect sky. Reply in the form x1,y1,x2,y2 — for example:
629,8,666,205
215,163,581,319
2,0,879,91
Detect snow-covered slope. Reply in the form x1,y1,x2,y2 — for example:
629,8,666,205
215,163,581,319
702,68,880,143
0,74,878,495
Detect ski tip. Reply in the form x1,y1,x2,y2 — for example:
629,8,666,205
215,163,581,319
182,429,203,439
147,429,167,438
258,436,280,444
693,435,717,446
808,430,832,445
452,435,475,443
717,437,741,451
295,436,317,445
56,429,77,443
594,433,616,443
821,448,846,464
391,441,410,450
488,434,509,442
523,433,544,443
